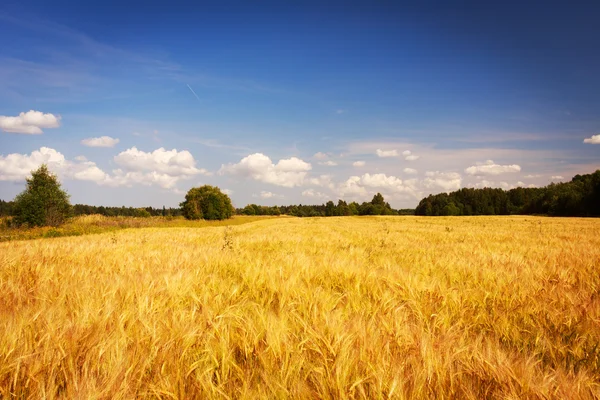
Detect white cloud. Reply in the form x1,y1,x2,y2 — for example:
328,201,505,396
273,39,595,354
74,155,88,162
402,150,420,161
583,134,600,144
337,176,369,197
336,173,420,199
0,110,61,134
313,152,329,160
114,147,208,176
302,189,328,199
106,147,208,189
306,174,333,187
81,136,120,148
222,188,234,196
257,191,282,199
376,149,398,158
0,147,106,183
471,180,537,190
403,168,417,174
551,175,565,180
524,174,541,179
353,161,366,167
319,160,338,166
423,171,462,192
465,160,521,176
219,153,312,187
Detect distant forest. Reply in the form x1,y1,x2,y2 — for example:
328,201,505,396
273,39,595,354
238,194,415,217
415,170,600,217
2,169,599,218
0,194,414,218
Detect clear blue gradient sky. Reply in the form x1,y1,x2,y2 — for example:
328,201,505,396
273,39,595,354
1,0,599,208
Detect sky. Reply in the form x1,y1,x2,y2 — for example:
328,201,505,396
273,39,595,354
1,1,599,209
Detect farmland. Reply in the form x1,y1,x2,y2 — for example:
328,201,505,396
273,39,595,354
1,216,599,398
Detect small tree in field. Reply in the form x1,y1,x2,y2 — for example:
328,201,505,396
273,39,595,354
181,185,234,220
12,164,72,227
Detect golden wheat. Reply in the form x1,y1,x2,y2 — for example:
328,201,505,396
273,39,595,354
1,216,599,399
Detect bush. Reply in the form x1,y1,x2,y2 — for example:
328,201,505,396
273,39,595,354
181,185,234,220
12,165,72,227
134,208,152,218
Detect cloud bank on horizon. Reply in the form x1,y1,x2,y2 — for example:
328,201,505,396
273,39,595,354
0,2,599,208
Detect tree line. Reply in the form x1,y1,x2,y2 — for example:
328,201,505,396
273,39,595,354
415,170,600,217
239,194,415,217
5,164,599,228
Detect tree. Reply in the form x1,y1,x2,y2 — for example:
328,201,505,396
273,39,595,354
181,185,234,220
12,164,72,227
371,193,385,207
325,201,336,216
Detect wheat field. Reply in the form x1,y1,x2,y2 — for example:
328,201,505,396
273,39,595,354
1,216,599,399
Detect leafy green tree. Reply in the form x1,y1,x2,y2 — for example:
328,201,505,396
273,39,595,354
325,200,336,216
242,204,256,215
337,200,351,216
371,193,385,207
181,185,234,220
12,164,72,227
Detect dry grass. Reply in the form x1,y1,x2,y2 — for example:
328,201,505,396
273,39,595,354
1,216,599,399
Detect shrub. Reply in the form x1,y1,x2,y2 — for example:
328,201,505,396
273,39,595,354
181,185,234,220
12,165,72,227
134,208,152,218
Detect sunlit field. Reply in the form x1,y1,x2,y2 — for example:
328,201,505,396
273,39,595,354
1,216,599,399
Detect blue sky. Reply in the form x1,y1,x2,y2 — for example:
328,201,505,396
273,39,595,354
1,1,599,208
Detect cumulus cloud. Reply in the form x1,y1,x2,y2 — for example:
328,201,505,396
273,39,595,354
583,134,600,144
0,110,61,134
256,191,283,199
524,174,541,179
306,174,333,187
403,150,420,161
336,173,420,199
403,168,417,174
319,160,337,166
81,136,120,148
465,160,521,176
337,176,369,197
302,189,328,199
472,180,536,190
222,188,234,196
107,147,209,189
313,152,329,160
551,175,565,180
0,146,210,191
376,149,398,158
423,171,462,191
353,161,366,167
219,153,312,187
0,147,106,182
114,147,208,176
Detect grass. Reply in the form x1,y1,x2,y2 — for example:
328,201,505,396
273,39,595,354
0,214,275,242
1,216,599,398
